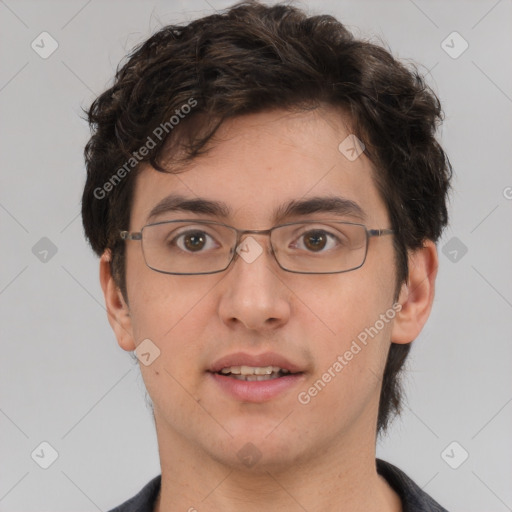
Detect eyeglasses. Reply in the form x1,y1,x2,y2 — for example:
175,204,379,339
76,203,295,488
120,219,394,275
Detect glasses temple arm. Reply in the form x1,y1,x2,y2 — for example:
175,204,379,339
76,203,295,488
120,231,142,241
368,228,395,237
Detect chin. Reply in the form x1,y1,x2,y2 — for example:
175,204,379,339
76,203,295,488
210,440,302,474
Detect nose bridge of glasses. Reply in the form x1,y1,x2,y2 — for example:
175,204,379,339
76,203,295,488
233,227,276,261
238,226,273,242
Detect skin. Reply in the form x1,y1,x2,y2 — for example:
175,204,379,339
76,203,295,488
100,108,438,512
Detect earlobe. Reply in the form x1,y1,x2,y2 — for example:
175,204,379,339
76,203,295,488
99,250,136,352
391,240,438,344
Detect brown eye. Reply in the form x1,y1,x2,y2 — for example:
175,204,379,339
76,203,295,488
183,231,207,251
303,231,328,251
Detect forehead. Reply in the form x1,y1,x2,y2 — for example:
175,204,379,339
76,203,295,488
130,109,389,229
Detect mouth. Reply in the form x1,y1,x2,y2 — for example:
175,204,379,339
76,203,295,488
215,365,295,381
207,352,306,402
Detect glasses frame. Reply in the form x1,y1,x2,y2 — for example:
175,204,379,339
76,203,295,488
120,219,394,275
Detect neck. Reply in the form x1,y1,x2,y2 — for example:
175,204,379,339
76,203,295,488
153,421,402,512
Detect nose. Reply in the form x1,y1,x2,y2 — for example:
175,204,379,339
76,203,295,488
217,234,291,332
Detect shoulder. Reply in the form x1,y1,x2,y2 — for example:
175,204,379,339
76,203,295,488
107,475,161,512
377,458,449,512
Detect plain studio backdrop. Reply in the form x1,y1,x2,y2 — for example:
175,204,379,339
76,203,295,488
1,1,511,511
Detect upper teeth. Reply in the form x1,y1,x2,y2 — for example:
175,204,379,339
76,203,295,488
219,366,290,375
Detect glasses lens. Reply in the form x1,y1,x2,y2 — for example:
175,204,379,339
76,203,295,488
141,221,236,274
139,220,368,274
272,221,368,273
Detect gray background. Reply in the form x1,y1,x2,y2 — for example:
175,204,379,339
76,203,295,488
1,0,511,510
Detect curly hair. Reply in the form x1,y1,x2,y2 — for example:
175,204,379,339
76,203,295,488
82,0,451,435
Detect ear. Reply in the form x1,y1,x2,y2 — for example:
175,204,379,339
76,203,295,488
391,240,438,344
99,250,136,351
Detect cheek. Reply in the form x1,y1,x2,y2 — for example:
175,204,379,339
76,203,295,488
125,241,210,338
295,266,397,405
296,317,394,435
129,277,212,343
299,260,396,342
126,257,223,387
127,274,214,409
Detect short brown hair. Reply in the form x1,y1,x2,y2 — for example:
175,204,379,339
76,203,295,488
82,0,451,435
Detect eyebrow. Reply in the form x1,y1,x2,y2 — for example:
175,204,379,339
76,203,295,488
146,193,367,224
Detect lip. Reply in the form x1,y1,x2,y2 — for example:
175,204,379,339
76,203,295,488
208,372,305,402
207,351,306,403
208,351,303,374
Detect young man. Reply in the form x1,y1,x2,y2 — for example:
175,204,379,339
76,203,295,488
82,1,451,510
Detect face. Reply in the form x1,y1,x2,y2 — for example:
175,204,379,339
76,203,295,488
111,108,402,471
